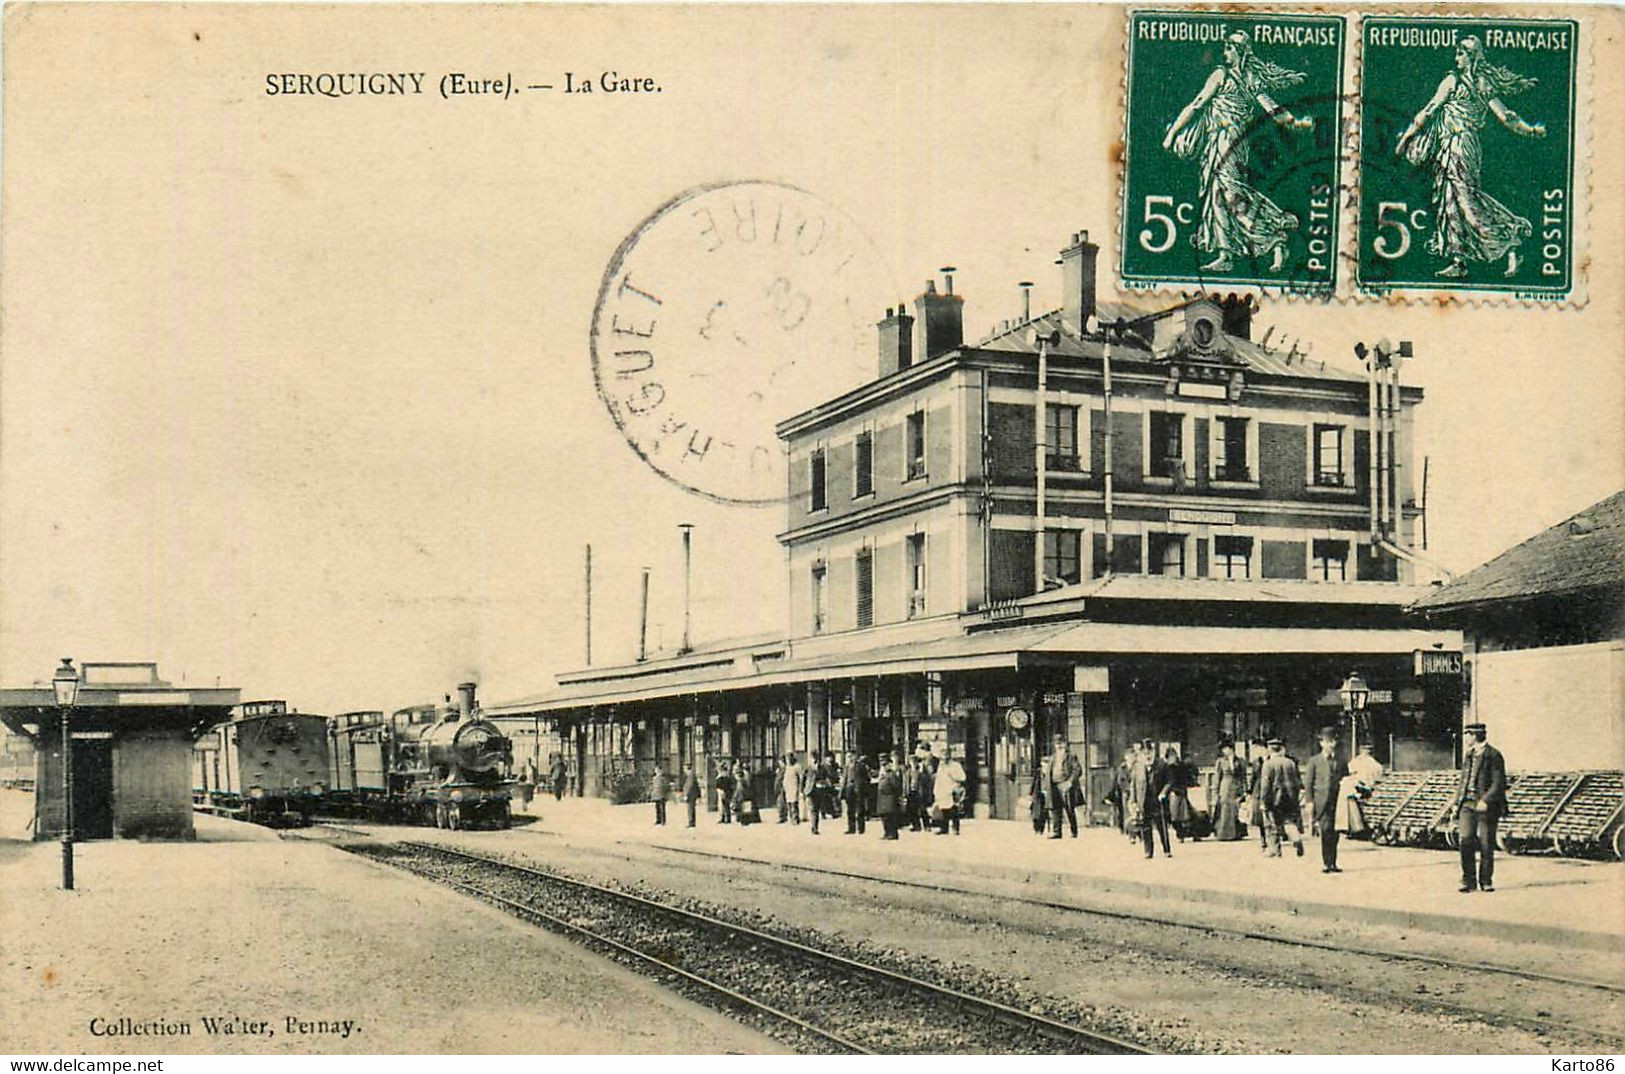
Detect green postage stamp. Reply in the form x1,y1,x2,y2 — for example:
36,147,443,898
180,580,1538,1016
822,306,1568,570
1121,10,1347,296
1357,16,1582,302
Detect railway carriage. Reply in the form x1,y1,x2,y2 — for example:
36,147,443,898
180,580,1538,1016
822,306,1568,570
193,701,330,826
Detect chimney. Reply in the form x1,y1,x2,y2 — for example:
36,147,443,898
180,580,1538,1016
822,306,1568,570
912,269,964,361
1059,230,1100,337
455,682,477,721
1220,294,1254,341
877,304,914,377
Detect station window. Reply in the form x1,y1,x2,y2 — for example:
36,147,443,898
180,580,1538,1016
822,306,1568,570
1148,532,1187,576
811,563,828,635
1214,534,1253,579
1216,417,1250,482
1045,404,1081,472
1312,538,1349,581
854,431,873,498
906,411,927,480
1314,424,1345,486
855,548,874,628
810,448,827,511
1149,411,1185,479
906,533,927,618
1043,529,1082,588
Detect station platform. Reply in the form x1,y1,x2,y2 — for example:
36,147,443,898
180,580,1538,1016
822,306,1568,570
0,790,782,1054
522,793,1625,956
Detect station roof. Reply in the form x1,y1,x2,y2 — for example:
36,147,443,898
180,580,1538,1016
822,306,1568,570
1413,490,1625,613
0,662,240,740
973,307,1366,383
485,610,1458,717
1025,574,1435,609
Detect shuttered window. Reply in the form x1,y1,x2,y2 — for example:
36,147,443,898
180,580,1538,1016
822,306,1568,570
854,432,873,497
855,548,874,628
810,448,827,511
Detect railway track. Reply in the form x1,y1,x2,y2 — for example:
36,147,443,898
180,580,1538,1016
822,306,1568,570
625,841,1625,1048
339,837,1152,1055
642,843,1625,995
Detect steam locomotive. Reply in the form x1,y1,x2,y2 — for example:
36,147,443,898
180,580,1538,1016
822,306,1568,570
328,683,515,829
194,682,515,830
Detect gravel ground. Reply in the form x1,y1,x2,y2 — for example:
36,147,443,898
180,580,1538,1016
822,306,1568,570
393,823,1622,1054
0,800,784,1055
347,839,1150,1054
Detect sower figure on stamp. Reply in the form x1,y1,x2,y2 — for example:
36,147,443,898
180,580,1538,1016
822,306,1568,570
1303,726,1348,873
1162,30,1314,273
1395,36,1545,280
1457,722,1507,893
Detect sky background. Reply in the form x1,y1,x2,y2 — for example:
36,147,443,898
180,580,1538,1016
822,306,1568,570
3,4,1620,715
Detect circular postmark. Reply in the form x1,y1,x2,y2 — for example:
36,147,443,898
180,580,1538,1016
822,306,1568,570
590,180,891,507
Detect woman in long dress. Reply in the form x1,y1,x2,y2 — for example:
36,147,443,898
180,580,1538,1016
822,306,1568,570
1162,31,1315,273
1208,739,1247,841
1395,36,1546,279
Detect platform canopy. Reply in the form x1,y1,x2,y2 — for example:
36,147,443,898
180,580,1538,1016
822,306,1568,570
0,662,240,741
486,620,1460,716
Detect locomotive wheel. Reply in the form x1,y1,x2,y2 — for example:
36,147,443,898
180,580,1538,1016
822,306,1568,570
1612,826,1624,862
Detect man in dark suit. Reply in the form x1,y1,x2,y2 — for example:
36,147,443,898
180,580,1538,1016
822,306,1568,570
1131,738,1172,858
682,762,701,827
1303,725,1349,873
842,753,870,834
1259,736,1305,858
1044,735,1084,839
875,756,903,840
1458,722,1508,893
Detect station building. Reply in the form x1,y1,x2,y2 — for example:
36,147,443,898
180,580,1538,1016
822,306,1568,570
488,229,1463,822
1412,489,1624,773
0,662,240,840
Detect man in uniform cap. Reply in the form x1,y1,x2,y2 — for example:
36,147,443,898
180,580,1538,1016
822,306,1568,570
1457,722,1507,893
1303,726,1348,872
1259,735,1305,858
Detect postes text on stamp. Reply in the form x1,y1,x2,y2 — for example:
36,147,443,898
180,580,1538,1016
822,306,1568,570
1121,10,1346,296
591,181,889,507
1357,15,1580,301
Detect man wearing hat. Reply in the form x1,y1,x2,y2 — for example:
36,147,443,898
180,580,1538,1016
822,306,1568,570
1258,736,1305,858
1130,738,1172,858
1303,726,1349,873
1457,722,1507,893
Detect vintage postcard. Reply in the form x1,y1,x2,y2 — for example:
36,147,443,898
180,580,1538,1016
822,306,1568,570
2,1,1621,1062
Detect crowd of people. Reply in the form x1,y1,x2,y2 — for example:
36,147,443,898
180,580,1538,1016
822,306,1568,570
649,745,970,839
632,722,1512,895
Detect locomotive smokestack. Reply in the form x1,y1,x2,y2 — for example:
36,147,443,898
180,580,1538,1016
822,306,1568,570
455,682,477,721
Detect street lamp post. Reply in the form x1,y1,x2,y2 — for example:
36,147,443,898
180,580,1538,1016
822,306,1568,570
1339,671,1370,755
53,657,80,891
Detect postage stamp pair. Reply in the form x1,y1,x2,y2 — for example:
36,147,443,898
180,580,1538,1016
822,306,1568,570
1120,10,1583,303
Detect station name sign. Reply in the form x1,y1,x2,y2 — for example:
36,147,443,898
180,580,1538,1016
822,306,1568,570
1168,508,1238,526
240,700,288,717
1413,651,1464,676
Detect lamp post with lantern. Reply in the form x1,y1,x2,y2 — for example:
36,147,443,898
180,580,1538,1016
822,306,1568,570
1339,671,1370,756
53,657,80,891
